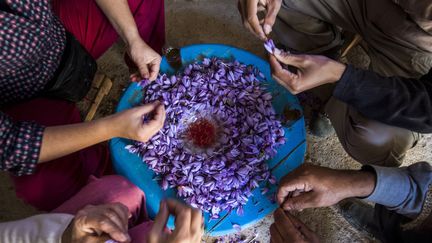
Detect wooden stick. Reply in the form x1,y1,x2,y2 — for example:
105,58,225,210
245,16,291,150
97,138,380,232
92,73,106,89
85,76,113,121
340,34,362,58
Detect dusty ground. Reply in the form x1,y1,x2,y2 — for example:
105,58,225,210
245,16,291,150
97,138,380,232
1,0,431,242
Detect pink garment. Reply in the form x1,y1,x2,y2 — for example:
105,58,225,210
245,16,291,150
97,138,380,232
53,175,153,243
51,0,166,59
3,99,112,211
4,0,165,211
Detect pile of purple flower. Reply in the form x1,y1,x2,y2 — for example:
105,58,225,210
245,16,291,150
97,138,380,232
126,57,285,219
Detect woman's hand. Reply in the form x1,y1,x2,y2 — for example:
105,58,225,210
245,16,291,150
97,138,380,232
127,38,162,82
39,101,165,163
147,200,204,243
270,208,320,243
269,51,346,94
65,203,131,243
109,101,166,142
238,0,282,40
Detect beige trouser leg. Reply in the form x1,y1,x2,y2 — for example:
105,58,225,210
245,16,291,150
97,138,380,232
273,0,432,166
325,98,418,166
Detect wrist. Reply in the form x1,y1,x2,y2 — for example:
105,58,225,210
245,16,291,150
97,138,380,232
123,28,143,48
342,170,376,199
96,115,120,140
126,34,147,51
338,170,376,200
327,60,346,84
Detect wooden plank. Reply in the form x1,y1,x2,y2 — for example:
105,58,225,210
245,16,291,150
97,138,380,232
85,76,112,121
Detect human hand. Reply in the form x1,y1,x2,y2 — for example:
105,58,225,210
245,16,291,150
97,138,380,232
238,0,282,40
109,101,166,142
269,51,346,94
147,199,204,243
277,164,376,211
127,38,162,82
270,208,320,243
67,203,131,243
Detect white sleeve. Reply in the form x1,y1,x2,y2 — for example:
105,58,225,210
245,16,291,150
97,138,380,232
0,213,74,243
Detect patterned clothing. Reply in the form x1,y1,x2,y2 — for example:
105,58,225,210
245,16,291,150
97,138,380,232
0,0,66,175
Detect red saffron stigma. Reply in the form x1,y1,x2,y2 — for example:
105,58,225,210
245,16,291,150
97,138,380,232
186,118,216,148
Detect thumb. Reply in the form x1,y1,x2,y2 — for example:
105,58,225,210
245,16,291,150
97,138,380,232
138,63,150,80
274,51,305,67
263,1,281,35
284,211,318,240
282,192,317,211
135,101,162,115
151,200,170,234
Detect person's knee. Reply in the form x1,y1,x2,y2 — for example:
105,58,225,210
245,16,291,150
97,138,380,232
99,175,144,200
343,122,411,167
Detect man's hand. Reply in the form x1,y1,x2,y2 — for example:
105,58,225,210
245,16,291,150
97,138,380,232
277,164,376,211
238,0,282,40
270,208,320,243
147,200,204,243
127,38,162,82
68,203,131,243
110,101,166,142
269,51,346,94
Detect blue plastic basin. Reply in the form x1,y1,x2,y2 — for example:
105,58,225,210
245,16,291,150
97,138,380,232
109,44,306,236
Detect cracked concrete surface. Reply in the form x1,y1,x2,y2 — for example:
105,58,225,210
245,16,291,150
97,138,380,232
1,1,431,242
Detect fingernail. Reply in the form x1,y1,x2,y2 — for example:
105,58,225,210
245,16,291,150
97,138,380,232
274,48,282,56
263,24,272,35
118,233,129,242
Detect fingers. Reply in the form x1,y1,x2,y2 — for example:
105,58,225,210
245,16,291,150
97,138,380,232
98,217,130,243
269,55,301,95
151,200,203,243
190,208,203,231
145,102,166,130
239,0,255,36
282,192,317,211
137,101,164,115
164,199,203,242
77,205,130,243
263,0,282,35
274,51,305,67
166,199,192,236
274,208,316,242
269,55,297,80
284,211,318,240
273,208,301,241
138,63,150,80
108,203,130,232
270,223,284,243
129,73,140,82
276,177,308,205
148,60,161,81
151,200,170,234
246,0,266,40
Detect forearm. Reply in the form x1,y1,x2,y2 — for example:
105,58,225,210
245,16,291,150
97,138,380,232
39,117,116,163
95,0,142,46
363,162,432,218
0,214,74,243
333,66,432,133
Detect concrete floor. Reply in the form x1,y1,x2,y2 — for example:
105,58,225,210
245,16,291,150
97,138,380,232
1,0,431,242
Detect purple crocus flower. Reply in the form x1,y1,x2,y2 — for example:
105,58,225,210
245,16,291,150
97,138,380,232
125,58,285,218
264,39,282,55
